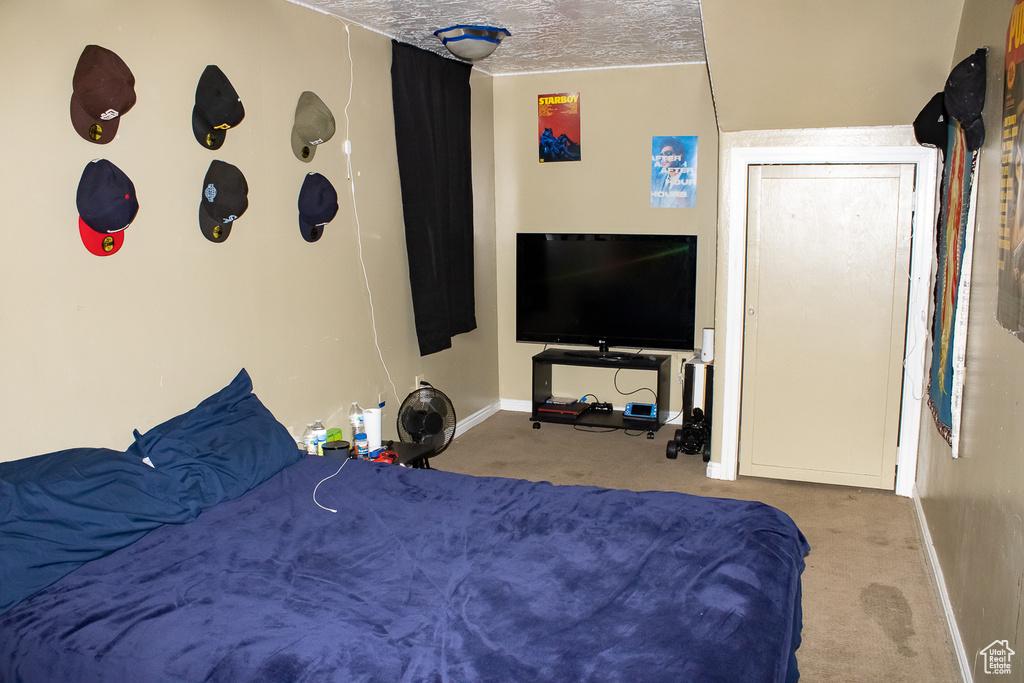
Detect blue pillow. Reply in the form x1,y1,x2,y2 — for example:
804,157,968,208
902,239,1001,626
128,369,302,510
0,447,199,614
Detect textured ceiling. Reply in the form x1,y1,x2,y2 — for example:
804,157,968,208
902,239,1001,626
288,0,706,75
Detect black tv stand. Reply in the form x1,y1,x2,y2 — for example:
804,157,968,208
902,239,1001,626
530,349,672,437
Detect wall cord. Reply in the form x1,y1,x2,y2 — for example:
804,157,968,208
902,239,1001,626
337,19,401,409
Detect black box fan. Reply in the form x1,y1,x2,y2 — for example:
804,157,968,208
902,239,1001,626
396,382,456,455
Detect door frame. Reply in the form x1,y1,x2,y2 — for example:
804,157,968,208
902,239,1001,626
712,143,939,497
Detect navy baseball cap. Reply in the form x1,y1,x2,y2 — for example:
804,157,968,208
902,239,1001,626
192,66,245,150
70,45,136,144
76,159,138,256
297,172,338,242
199,160,248,242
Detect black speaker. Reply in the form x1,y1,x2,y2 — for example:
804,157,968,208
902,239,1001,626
667,360,713,462
679,408,710,455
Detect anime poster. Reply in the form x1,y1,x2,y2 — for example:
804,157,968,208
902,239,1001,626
538,93,581,162
650,136,697,208
928,120,978,453
998,0,1024,337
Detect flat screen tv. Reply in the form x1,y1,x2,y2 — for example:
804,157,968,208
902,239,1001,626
516,233,698,352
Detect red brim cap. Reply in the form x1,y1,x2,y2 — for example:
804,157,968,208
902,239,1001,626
79,217,124,256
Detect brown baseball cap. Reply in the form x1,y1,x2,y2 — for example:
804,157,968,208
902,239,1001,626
70,45,137,144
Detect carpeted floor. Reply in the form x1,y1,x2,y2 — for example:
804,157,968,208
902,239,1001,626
433,410,962,682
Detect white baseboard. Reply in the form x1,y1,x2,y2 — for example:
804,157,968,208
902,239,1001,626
454,400,504,438
705,460,728,480
500,398,533,413
912,486,971,683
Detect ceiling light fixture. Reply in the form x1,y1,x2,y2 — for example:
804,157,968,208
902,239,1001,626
434,25,511,62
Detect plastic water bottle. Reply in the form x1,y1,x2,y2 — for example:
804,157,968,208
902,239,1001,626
312,419,327,456
348,403,365,455
302,423,316,455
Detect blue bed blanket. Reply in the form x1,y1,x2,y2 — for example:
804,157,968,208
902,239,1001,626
1,456,809,682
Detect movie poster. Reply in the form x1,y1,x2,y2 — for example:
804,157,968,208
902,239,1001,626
538,93,581,162
650,136,697,208
998,0,1024,337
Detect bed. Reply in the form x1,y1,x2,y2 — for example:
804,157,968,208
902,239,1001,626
0,370,809,682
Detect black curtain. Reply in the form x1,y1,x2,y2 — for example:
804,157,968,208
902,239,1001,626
391,41,476,356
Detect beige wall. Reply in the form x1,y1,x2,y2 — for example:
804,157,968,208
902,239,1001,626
0,0,498,460
492,65,718,417
702,0,965,132
916,0,1024,676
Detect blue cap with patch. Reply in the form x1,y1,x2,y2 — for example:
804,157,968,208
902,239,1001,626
199,160,248,243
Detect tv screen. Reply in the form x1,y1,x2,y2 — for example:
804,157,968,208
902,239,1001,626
516,233,698,352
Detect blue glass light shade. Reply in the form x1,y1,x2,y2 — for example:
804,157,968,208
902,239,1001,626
433,25,511,61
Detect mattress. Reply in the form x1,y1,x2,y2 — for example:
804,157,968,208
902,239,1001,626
1,455,808,682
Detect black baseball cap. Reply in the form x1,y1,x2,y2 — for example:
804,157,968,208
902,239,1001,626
945,48,987,152
297,172,339,242
77,159,139,256
192,65,245,150
198,160,248,242
913,92,948,158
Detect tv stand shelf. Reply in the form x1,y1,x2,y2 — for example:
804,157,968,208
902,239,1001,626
530,349,672,436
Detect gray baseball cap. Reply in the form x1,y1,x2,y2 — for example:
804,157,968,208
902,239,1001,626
291,91,335,162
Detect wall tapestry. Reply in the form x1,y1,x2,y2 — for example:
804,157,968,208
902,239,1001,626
928,119,978,456
538,93,580,162
998,0,1024,337
650,135,697,208
917,46,986,457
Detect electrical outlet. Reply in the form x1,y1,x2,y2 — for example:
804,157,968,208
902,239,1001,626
414,374,424,390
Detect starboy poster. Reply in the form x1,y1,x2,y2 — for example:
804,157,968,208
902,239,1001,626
538,93,581,162
651,136,697,208
998,0,1024,337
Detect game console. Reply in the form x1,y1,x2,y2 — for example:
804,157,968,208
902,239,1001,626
536,401,592,417
623,402,657,420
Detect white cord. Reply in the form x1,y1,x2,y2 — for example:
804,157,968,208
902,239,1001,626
336,19,401,409
312,458,348,513
309,22,403,514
